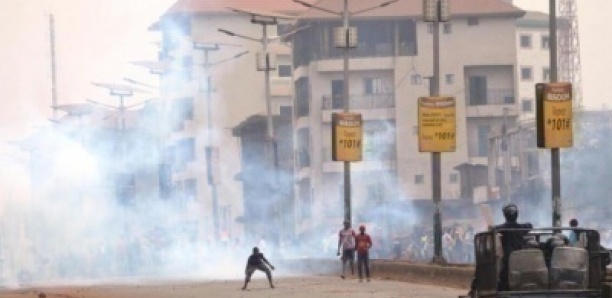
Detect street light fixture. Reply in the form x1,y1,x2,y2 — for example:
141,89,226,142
91,82,147,206
293,0,398,226
191,39,247,242
219,9,308,241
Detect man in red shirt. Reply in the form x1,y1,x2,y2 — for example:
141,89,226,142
355,225,373,282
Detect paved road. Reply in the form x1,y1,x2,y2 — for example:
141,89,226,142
0,276,465,298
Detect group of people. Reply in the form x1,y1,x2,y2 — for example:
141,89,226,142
241,220,375,290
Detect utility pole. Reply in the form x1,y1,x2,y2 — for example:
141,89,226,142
502,107,511,202
549,0,561,228
294,0,398,226
422,0,450,264
193,41,247,241
220,14,308,242
49,14,58,121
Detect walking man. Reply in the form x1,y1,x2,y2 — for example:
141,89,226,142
242,247,275,290
337,220,356,279
355,225,373,282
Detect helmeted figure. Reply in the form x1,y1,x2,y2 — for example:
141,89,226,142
494,203,533,291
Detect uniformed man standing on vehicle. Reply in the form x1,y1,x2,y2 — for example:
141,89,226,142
494,203,532,291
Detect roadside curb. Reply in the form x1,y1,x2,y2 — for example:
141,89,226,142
276,259,473,289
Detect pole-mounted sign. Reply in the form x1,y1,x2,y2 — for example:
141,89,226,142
418,96,456,152
536,82,573,148
332,112,363,161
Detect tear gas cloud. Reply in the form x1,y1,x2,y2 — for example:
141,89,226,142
3,5,612,289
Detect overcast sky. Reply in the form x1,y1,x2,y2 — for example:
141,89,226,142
0,0,609,143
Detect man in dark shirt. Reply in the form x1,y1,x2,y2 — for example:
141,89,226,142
242,247,275,290
494,203,532,291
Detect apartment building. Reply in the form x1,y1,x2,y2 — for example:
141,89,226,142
291,0,525,232
516,11,550,122
153,0,304,241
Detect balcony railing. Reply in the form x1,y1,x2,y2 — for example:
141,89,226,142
322,94,395,110
468,88,515,106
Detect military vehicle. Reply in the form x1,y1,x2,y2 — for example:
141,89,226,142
461,227,611,298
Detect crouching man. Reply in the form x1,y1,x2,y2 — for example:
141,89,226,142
242,247,275,290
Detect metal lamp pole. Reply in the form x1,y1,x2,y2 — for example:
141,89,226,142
423,0,449,264
193,41,247,241
219,21,307,242
549,0,561,227
294,0,398,225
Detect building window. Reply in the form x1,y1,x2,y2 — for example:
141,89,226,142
541,35,550,49
450,173,459,184
411,74,422,85
468,76,487,106
364,77,385,95
443,23,452,34
522,98,533,112
520,34,532,48
415,174,425,184
175,137,196,171
521,67,533,81
427,23,434,34
543,67,551,81
477,125,490,157
172,97,194,131
278,65,292,77
504,96,515,104
183,179,197,201
445,74,454,85
467,17,480,26
280,106,292,117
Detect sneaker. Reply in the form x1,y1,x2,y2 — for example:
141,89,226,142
241,286,246,291
341,275,345,279
270,284,275,289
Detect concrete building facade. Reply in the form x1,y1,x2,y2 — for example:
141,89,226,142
291,0,525,232
153,0,304,241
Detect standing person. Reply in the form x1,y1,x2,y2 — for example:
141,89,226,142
442,228,454,262
337,220,356,279
568,218,580,246
242,247,275,290
494,204,533,291
355,225,373,282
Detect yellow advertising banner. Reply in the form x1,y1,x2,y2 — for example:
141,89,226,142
332,113,363,162
536,82,573,148
418,97,456,152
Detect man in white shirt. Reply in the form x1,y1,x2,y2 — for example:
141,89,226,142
337,220,356,279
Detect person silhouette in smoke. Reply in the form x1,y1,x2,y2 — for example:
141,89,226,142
337,220,356,279
242,247,275,290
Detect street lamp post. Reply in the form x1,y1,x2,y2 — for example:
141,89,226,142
90,83,150,205
549,0,561,227
423,0,450,264
219,13,306,242
294,0,398,226
192,40,247,241
131,60,173,201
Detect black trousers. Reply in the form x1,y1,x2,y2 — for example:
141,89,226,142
245,263,272,283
